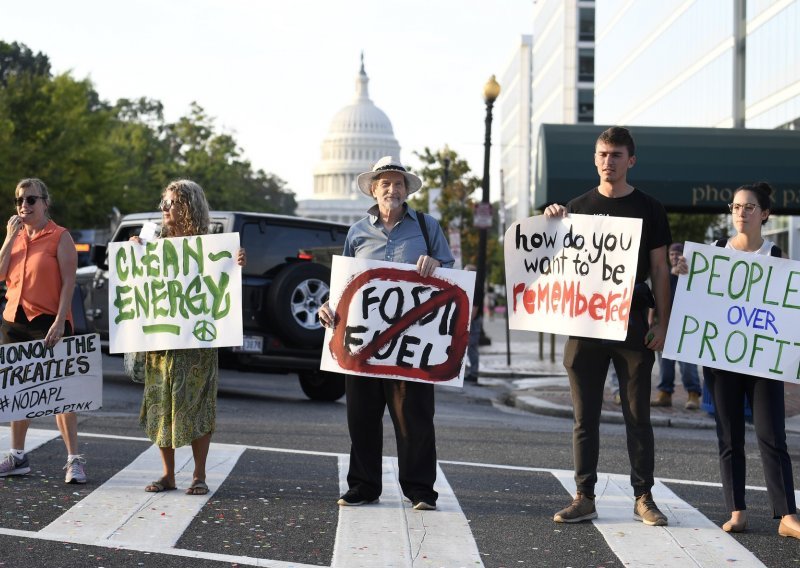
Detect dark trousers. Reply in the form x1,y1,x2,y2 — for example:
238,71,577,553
345,375,438,503
467,315,482,376
564,338,655,496
1,306,73,343
707,370,797,518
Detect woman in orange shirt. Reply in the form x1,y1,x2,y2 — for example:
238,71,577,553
0,178,85,484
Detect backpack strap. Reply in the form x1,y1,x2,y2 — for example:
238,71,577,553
416,211,433,257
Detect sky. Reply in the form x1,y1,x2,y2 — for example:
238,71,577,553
1,0,534,202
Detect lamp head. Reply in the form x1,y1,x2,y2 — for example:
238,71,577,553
483,75,501,103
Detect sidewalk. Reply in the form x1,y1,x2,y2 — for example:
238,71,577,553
476,316,800,433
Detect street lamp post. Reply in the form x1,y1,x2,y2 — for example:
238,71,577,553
475,75,500,323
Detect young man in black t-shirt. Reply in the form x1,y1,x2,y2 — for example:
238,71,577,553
544,126,672,526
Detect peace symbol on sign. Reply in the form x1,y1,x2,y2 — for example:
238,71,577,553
193,320,217,342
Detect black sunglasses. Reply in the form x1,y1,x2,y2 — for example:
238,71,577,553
14,195,45,207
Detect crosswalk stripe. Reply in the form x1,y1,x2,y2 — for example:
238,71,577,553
332,456,483,568
553,470,766,568
0,425,61,452
40,442,245,548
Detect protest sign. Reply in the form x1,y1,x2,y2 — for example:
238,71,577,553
108,233,243,353
504,214,642,340
320,256,476,386
0,334,102,421
664,242,800,383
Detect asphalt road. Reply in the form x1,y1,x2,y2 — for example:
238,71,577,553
1,354,799,567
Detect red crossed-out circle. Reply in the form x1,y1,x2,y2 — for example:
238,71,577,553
329,268,470,382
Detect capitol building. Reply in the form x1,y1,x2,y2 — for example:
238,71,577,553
296,57,401,224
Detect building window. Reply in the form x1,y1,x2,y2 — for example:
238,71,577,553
579,7,594,42
578,48,594,82
578,89,594,123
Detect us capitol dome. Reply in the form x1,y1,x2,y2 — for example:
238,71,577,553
296,56,401,224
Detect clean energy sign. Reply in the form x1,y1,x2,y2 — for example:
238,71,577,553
108,233,243,353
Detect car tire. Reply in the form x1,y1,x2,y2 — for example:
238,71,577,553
267,262,330,347
298,370,345,401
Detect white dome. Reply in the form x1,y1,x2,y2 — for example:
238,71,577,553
313,58,401,199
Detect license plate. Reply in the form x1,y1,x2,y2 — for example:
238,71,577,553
233,335,263,353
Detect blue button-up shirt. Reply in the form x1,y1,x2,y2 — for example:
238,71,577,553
343,204,454,268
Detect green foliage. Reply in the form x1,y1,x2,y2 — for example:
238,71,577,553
0,41,50,86
0,40,296,230
667,212,723,246
409,147,477,256
409,146,505,285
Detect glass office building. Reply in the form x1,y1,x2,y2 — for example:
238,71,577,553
531,0,596,215
499,35,533,225
595,0,800,255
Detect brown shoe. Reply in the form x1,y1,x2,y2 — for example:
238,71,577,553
651,391,672,407
634,493,668,526
553,492,597,523
685,392,701,410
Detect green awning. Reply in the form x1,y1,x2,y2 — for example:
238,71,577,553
535,124,800,214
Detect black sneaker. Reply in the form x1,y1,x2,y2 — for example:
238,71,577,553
337,489,378,506
553,492,597,523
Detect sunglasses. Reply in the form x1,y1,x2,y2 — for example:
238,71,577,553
159,199,177,211
14,195,45,207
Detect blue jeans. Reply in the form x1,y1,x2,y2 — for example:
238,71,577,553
656,352,701,394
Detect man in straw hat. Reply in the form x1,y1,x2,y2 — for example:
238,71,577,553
318,156,454,511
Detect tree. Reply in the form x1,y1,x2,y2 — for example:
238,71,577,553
0,41,298,229
165,103,296,214
0,41,50,86
409,146,484,266
0,68,119,227
667,212,723,246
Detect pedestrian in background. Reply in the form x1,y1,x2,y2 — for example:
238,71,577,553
651,243,702,410
133,179,245,495
463,264,481,383
318,156,454,511
544,127,672,527
675,182,800,538
0,178,85,483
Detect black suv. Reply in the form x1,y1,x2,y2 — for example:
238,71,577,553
79,211,349,401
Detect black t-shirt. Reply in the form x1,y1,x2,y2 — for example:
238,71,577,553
566,187,672,283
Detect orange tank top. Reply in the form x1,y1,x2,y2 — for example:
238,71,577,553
3,220,73,325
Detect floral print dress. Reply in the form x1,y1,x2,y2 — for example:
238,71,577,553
139,348,218,448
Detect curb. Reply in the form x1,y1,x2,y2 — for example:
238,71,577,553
508,392,717,429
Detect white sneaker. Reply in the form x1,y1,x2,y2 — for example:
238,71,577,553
64,455,87,484
0,452,30,477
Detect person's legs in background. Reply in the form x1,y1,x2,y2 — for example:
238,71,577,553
651,352,675,407
466,316,482,382
679,362,702,410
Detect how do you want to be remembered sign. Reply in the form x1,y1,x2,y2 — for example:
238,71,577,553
108,233,243,353
320,256,476,387
504,214,642,340
0,334,102,421
664,242,800,383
